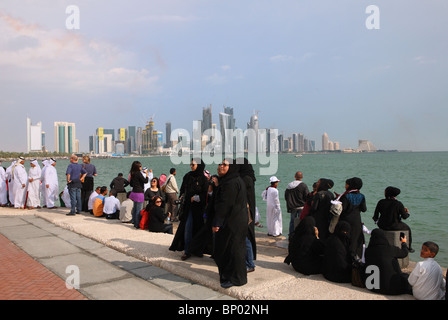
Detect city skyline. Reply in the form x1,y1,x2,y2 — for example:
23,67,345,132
1,1,447,153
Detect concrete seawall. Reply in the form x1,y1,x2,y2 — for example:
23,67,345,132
0,206,423,300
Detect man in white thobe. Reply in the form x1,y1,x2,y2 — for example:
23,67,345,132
27,159,42,209
0,162,8,206
40,159,48,207
12,157,28,209
262,176,283,237
44,158,59,209
5,161,15,206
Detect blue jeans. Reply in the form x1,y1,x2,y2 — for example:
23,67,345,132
289,208,303,237
246,237,255,269
68,187,82,214
132,201,143,228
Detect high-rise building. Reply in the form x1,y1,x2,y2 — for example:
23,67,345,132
202,105,212,134
26,117,43,153
54,121,76,153
322,132,329,151
165,122,172,148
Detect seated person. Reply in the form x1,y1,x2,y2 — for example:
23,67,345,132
408,241,446,300
119,192,133,223
364,228,412,295
103,189,121,219
88,186,101,215
284,216,325,275
148,196,172,234
322,221,353,283
92,186,107,217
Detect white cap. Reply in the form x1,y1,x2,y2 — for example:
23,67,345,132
270,176,280,183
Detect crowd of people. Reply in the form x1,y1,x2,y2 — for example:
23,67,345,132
0,155,446,299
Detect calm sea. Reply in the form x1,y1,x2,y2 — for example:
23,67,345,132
3,152,448,266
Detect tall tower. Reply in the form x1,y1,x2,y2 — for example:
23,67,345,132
27,117,43,153
322,132,329,151
54,121,76,153
202,104,212,134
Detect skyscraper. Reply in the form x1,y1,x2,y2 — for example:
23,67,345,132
165,122,172,148
202,104,212,134
54,121,76,153
322,132,329,151
26,117,43,153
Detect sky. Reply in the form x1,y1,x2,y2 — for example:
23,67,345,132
0,0,447,153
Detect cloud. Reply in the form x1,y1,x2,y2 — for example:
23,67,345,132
413,56,436,65
0,13,160,94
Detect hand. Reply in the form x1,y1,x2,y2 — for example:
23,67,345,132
401,235,407,243
212,226,220,233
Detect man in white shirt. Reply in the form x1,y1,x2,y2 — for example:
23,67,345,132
408,241,446,300
103,189,121,219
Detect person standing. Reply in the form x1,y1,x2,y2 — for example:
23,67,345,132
44,158,59,209
27,159,42,209
66,155,87,215
309,178,335,241
0,162,8,206
212,159,248,288
164,168,179,222
110,173,129,203
338,177,367,261
12,157,27,209
81,156,97,212
128,161,149,228
238,157,257,273
169,158,208,260
262,176,282,237
40,159,49,208
285,171,309,238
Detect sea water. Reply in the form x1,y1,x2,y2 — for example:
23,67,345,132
4,151,447,266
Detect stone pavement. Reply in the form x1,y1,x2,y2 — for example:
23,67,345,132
0,211,234,300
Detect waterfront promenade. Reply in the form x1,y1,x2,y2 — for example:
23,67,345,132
0,206,418,300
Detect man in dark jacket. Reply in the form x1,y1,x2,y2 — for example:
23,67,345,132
285,171,309,238
110,173,129,203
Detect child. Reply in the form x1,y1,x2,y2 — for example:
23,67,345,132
408,241,446,300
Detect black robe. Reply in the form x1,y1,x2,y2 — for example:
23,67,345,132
364,228,411,295
339,178,367,260
284,216,325,275
169,160,208,252
212,163,248,286
322,221,352,283
309,179,334,241
238,158,257,260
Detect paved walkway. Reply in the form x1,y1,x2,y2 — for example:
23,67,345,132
0,211,233,300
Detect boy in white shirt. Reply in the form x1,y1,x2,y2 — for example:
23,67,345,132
408,241,446,300
103,189,121,219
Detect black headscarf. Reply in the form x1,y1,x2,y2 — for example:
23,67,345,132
368,228,390,247
190,158,205,177
317,178,334,191
237,157,256,182
218,158,240,182
334,220,351,247
385,186,401,198
346,177,363,190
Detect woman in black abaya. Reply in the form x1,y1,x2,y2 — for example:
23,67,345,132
212,159,248,288
322,221,353,283
169,158,208,260
284,216,325,275
338,177,367,261
309,178,335,241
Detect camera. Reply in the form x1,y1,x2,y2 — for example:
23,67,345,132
174,199,182,205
